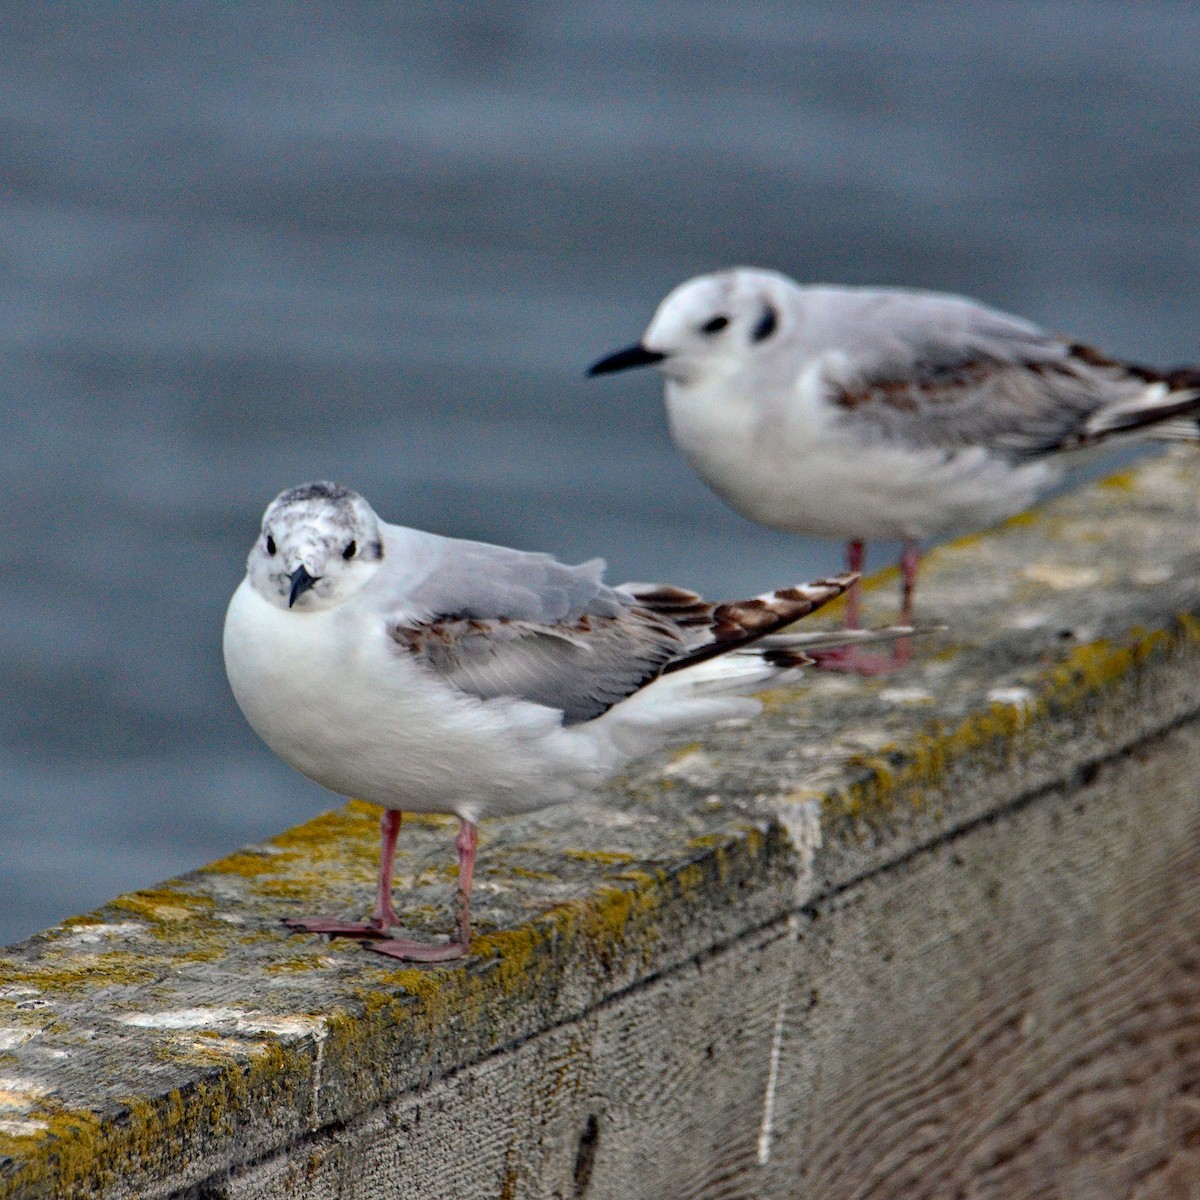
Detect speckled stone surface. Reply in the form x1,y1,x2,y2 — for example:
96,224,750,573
3,452,1200,1198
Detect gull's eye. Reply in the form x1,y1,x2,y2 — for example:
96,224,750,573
751,305,779,343
700,315,730,335
265,534,277,556
342,540,357,560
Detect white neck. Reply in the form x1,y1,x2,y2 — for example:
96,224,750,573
660,365,833,531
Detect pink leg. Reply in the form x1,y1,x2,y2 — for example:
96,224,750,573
844,539,866,630
809,539,920,676
283,809,402,938
372,808,403,928
893,538,921,667
368,819,478,963
899,539,919,627
453,819,478,945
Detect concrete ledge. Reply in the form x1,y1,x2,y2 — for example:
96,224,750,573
3,452,1200,1198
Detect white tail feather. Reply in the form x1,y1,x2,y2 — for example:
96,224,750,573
1085,383,1200,438
1139,417,1200,442
589,623,936,764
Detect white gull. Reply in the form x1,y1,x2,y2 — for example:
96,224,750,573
223,481,886,961
589,267,1200,671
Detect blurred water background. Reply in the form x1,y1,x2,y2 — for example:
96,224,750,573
2,3,1199,943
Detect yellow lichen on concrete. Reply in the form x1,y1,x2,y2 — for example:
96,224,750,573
0,1036,300,1200
248,872,356,900
324,824,774,1065
111,887,217,924
0,952,160,996
204,848,288,879
823,617,1200,827
563,849,637,865
509,866,556,881
202,807,380,885
610,868,656,885
262,956,331,976
1097,468,1139,492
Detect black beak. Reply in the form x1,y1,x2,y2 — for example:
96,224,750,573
586,344,667,377
288,565,320,608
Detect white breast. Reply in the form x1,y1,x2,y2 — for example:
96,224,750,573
663,372,1059,542
222,582,607,820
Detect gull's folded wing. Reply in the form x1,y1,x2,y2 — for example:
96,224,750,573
384,532,852,724
810,288,1189,457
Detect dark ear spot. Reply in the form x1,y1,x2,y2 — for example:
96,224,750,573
369,541,384,560
751,305,778,343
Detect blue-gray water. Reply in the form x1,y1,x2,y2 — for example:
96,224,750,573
3,4,1199,944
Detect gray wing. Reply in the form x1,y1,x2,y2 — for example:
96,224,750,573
397,535,628,624
804,288,1158,459
392,608,687,725
383,528,851,724
381,529,687,724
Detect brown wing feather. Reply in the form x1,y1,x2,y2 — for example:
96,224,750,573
622,576,855,674
829,342,1200,458
391,575,854,725
392,608,687,725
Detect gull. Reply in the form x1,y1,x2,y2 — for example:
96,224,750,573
588,267,1200,672
223,481,894,962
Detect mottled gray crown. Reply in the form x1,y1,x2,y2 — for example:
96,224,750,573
278,481,354,505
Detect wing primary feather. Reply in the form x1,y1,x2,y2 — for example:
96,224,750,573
391,570,854,725
660,575,855,676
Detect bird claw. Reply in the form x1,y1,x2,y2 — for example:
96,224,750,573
282,916,391,938
807,644,911,676
284,917,469,962
364,938,468,963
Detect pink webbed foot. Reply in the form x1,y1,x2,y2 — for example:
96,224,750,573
817,537,921,675
366,819,479,964
806,641,913,677
282,809,404,940
282,916,392,939
285,813,480,964
365,937,468,963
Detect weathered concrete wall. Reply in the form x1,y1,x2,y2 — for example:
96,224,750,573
2,452,1200,1199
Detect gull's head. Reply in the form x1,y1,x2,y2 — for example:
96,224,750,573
246,481,384,612
587,268,801,388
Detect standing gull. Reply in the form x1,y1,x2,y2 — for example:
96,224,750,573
588,267,1200,672
224,481,883,962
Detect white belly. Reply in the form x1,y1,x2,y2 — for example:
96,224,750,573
665,382,1059,542
222,583,606,819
